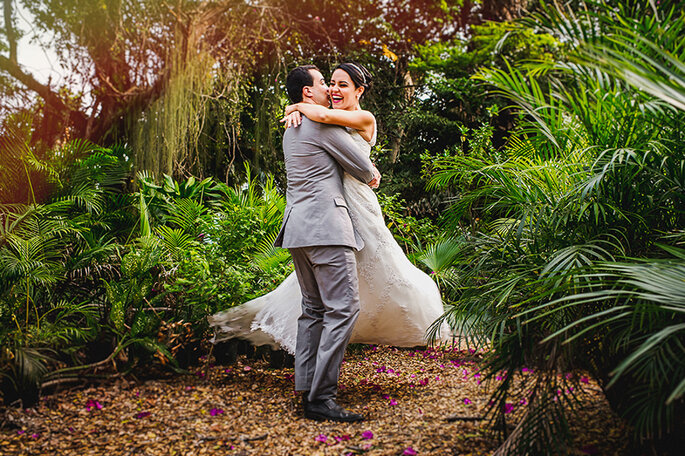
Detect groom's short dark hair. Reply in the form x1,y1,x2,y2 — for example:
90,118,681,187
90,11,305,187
286,65,320,103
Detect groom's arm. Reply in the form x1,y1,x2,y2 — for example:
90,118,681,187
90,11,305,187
315,123,375,185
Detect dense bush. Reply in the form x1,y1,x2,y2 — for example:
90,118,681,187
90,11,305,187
424,1,685,453
0,145,292,406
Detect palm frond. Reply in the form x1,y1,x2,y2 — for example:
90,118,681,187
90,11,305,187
156,225,198,258
165,198,208,235
253,231,291,272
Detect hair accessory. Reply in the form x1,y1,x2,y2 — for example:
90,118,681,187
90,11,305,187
350,63,366,84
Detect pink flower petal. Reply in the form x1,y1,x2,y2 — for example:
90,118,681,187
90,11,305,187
85,399,103,411
361,430,374,440
403,447,417,455
315,434,327,442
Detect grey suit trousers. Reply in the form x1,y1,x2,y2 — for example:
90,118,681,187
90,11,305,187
289,245,360,402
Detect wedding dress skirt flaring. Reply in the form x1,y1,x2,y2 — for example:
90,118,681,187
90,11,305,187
208,127,451,354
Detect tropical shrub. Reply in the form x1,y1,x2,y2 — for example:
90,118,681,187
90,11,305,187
375,20,560,216
425,1,685,453
0,142,131,405
0,142,294,404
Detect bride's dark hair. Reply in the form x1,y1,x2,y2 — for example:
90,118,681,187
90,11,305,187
334,62,372,98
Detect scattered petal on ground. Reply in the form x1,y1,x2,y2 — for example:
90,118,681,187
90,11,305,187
0,345,629,455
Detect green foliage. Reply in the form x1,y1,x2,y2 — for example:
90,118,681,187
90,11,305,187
377,192,441,256
377,20,561,215
0,144,134,404
162,168,292,323
424,1,685,452
0,140,297,404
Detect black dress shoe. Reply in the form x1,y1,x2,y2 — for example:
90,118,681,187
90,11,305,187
304,398,365,422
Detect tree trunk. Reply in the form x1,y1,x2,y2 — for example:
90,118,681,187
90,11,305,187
480,0,530,22
388,64,416,164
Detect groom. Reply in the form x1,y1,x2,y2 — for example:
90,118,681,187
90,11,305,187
275,65,379,422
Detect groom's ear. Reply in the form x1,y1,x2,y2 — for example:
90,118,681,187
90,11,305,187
302,85,313,100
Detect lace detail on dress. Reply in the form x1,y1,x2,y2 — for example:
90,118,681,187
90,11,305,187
208,120,451,353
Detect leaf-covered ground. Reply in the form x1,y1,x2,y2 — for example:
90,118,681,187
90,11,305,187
1,345,629,455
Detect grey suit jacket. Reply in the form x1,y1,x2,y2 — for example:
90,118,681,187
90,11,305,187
274,117,375,250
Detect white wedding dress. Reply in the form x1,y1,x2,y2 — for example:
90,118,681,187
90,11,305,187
208,124,450,354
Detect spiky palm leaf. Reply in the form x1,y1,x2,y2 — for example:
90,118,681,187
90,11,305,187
156,225,198,260
427,1,685,451
0,346,51,405
417,237,464,292
253,231,292,272
531,251,685,439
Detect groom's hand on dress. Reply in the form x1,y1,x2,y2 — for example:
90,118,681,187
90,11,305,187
368,165,381,189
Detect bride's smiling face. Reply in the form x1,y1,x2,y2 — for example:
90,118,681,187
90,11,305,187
329,69,364,110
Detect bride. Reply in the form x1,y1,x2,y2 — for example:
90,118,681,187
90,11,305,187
208,62,450,354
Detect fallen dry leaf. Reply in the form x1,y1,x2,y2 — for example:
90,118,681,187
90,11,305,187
0,345,629,455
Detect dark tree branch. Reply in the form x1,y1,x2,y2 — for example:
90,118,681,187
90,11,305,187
0,54,88,144
3,0,17,63
0,54,68,111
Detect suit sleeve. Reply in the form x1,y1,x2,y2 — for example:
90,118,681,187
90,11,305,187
316,123,375,184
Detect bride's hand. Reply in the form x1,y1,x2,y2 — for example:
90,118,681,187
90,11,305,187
284,104,299,116
279,111,302,129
